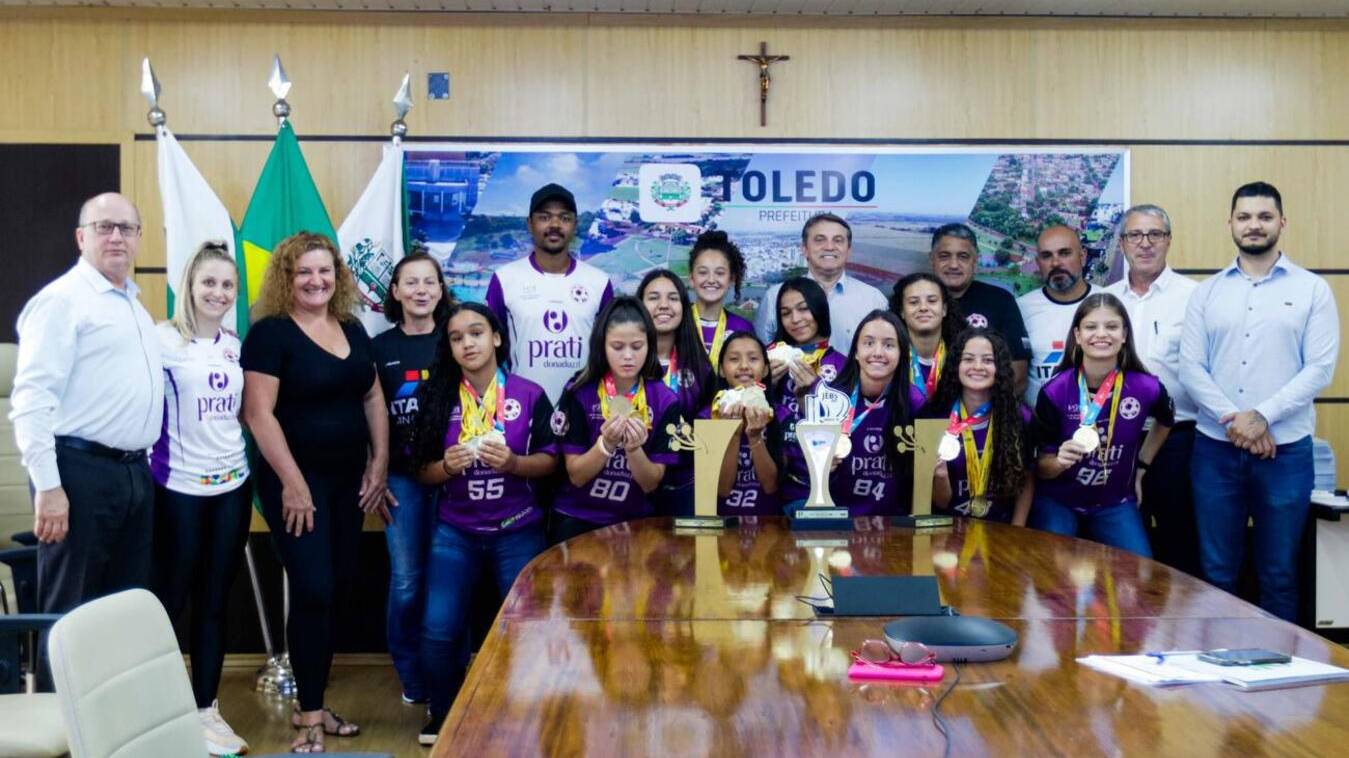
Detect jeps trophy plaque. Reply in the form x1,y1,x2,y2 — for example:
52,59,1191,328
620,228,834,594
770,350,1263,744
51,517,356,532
791,382,855,530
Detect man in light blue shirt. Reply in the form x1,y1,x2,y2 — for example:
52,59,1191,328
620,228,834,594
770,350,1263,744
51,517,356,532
753,213,888,352
1180,182,1339,622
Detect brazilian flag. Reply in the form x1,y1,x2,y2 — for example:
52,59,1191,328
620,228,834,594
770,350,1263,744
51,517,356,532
237,121,336,336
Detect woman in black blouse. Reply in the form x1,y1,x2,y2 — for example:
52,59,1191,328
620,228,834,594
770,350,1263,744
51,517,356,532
241,232,392,754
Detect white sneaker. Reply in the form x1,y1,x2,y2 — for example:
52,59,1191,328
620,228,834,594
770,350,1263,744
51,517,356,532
199,700,248,755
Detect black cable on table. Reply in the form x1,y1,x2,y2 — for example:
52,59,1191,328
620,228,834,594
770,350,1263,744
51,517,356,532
931,660,962,758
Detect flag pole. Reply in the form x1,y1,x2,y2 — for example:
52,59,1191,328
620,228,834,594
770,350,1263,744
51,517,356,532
253,51,299,700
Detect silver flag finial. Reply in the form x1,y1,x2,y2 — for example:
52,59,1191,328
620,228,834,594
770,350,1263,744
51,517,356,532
269,55,292,124
140,58,166,128
391,72,412,141
393,73,412,119
268,55,292,100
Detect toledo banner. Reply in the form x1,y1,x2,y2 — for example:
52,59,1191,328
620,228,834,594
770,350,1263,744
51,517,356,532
404,144,1129,316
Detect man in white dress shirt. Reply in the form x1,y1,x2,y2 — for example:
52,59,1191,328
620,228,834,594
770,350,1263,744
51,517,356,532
10,192,163,613
754,213,888,352
1180,182,1339,622
1103,204,1199,574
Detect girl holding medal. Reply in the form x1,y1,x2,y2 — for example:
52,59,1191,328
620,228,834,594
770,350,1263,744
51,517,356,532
769,277,849,505
707,331,783,515
553,296,682,541
890,273,963,413
826,310,914,516
638,269,715,517
1030,294,1173,556
408,302,558,741
925,328,1034,525
687,231,755,366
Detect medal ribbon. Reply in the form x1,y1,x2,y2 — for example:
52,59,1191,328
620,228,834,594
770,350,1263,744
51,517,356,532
910,341,946,400
692,303,729,368
458,368,507,444
799,339,828,368
843,383,888,435
661,349,680,394
957,402,996,501
599,373,651,429
1076,369,1124,460
945,399,991,437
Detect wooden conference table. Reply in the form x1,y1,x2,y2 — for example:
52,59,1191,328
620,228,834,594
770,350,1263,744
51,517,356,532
435,517,1349,756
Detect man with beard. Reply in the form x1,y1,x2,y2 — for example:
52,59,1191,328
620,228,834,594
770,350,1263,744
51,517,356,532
1180,182,1339,622
928,222,1031,398
1017,224,1095,406
486,183,614,403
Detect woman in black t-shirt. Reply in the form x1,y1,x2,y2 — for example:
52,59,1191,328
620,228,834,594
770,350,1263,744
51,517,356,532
369,252,452,708
241,232,392,754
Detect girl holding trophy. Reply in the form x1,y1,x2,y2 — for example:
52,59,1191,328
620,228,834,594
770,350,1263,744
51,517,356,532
768,277,849,505
553,297,682,541
925,328,1035,525
826,310,914,517
1030,294,1173,556
707,331,782,516
408,302,558,742
638,269,715,517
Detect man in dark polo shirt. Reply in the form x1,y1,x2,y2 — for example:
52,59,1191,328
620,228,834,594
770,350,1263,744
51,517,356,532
928,222,1030,398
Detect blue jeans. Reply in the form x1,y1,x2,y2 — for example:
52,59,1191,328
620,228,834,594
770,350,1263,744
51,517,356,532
1191,434,1313,623
384,472,437,700
1029,495,1153,558
421,520,546,719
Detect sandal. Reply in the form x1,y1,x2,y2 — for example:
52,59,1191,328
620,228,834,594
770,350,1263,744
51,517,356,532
290,723,325,753
291,706,361,737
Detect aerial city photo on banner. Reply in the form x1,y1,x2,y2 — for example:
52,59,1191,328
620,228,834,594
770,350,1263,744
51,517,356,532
380,145,1128,316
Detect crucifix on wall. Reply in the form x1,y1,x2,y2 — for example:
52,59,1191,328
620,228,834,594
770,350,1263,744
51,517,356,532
737,41,790,127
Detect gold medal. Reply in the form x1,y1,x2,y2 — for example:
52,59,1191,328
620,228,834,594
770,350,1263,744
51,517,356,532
969,497,990,518
609,395,634,419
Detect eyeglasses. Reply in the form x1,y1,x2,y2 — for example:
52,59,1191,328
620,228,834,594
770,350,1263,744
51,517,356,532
851,639,937,667
1120,230,1170,245
82,220,142,237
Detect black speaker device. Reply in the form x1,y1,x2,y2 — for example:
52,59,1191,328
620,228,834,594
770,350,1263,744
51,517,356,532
884,616,1018,662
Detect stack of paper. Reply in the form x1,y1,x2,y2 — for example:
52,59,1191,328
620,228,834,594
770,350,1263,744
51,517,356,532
1313,437,1337,492
1078,653,1349,691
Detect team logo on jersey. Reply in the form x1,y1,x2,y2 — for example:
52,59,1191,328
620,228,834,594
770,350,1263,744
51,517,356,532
863,433,883,455
570,285,590,304
550,409,569,436
543,309,570,335
222,349,239,363
966,313,989,329
819,364,838,383
207,371,229,391
1119,396,1141,420
502,398,522,422
395,369,429,399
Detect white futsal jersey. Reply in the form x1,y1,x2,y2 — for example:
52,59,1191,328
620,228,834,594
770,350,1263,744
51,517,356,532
150,323,249,496
485,254,614,404
1017,284,1095,407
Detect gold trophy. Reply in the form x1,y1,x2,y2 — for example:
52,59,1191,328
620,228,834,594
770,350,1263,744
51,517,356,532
894,418,955,529
790,382,855,530
668,418,742,529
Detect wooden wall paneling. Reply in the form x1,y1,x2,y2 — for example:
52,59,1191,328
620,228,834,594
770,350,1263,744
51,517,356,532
1315,402,1349,487
1322,274,1349,400
1130,146,1348,271
0,18,125,138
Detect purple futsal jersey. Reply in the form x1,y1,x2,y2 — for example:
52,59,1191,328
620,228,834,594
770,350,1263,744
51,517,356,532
554,378,682,524
437,374,557,534
1033,369,1174,512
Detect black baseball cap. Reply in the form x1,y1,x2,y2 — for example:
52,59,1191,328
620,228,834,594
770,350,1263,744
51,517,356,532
529,183,577,216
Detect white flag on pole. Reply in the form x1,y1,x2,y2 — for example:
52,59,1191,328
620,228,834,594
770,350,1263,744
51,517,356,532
156,127,239,331
339,144,406,336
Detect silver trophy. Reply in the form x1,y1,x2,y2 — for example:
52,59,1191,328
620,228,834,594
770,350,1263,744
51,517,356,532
792,382,854,528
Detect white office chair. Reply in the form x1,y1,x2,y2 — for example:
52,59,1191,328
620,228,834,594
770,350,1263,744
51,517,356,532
47,589,205,758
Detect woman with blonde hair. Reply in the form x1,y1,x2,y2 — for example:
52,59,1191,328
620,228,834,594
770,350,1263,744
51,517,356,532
150,241,251,755
241,232,393,753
